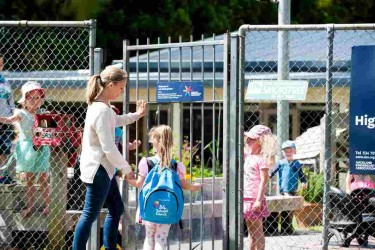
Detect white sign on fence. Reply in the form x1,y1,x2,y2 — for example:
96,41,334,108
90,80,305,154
245,80,309,101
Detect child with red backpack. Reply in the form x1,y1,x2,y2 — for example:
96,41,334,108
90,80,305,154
126,125,201,250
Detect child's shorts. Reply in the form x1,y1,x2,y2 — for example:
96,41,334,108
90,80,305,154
244,198,270,221
15,139,50,174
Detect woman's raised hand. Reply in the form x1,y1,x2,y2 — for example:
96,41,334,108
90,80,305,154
136,100,147,117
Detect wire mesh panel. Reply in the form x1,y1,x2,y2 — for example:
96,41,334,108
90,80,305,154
238,25,375,250
0,20,94,250
121,35,229,249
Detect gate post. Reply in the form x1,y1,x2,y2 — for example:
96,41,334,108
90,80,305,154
87,48,103,250
122,39,132,249
227,34,240,250
322,25,334,250
222,32,231,250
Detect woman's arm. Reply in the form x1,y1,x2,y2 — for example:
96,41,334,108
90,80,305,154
0,113,21,124
126,175,145,188
93,110,132,175
115,100,146,127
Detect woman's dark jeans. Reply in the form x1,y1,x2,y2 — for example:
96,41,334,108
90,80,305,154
73,166,124,250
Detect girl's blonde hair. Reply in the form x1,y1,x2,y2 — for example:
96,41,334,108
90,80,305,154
86,66,128,104
149,125,173,168
259,133,278,168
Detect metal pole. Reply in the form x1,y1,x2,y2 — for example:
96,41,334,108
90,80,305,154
277,0,290,159
222,32,230,250
0,20,92,27
238,31,245,249
238,23,375,31
228,34,239,250
122,40,131,248
88,19,96,76
87,48,102,250
322,25,334,250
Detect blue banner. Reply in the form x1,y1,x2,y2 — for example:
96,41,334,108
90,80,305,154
156,81,204,103
349,46,375,174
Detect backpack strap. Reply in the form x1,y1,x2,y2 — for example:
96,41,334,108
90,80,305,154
169,159,183,229
169,159,178,172
146,157,155,173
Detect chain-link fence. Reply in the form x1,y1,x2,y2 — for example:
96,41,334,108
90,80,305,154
2,20,375,250
0,20,94,250
233,24,375,249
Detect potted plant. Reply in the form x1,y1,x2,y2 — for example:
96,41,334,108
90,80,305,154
294,170,324,228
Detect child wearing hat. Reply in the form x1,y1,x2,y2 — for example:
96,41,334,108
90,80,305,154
0,81,50,217
269,140,307,234
244,125,277,250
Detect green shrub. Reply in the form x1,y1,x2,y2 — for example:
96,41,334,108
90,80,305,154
298,170,324,204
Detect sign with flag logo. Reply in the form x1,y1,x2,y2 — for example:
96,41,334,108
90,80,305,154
156,81,204,103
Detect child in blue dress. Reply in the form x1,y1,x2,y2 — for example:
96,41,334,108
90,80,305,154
0,81,50,217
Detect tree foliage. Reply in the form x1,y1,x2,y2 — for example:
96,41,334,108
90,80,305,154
1,0,375,64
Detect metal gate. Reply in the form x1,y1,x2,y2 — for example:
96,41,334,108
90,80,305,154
121,34,230,249
232,24,375,250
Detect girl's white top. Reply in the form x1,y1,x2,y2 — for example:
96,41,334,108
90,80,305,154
14,108,34,141
80,102,139,183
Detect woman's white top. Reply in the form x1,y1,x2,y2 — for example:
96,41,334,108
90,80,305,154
80,102,139,183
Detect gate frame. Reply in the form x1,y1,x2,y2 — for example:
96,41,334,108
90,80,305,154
234,23,375,250
122,34,231,249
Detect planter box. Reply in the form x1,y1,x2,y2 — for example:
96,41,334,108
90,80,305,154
294,202,323,228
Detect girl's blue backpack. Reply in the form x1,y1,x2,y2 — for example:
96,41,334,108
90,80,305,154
139,156,184,225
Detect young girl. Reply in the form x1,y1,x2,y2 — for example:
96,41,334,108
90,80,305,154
72,66,146,250
0,81,50,217
126,125,201,250
0,53,17,185
243,125,277,250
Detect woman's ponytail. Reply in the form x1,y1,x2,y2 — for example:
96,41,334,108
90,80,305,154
86,75,102,105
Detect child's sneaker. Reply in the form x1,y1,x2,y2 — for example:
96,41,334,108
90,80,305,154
0,175,17,186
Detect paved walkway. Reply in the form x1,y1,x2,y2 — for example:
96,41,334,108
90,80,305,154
166,232,375,249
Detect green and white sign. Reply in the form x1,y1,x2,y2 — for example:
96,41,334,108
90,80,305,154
245,80,309,101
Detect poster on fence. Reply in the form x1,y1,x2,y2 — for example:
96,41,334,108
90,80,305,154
156,81,204,103
349,46,375,174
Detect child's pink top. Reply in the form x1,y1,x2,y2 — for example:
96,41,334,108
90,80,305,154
350,174,375,191
138,156,186,180
243,154,268,199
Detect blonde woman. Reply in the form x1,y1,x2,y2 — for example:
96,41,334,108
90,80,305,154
73,66,146,250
